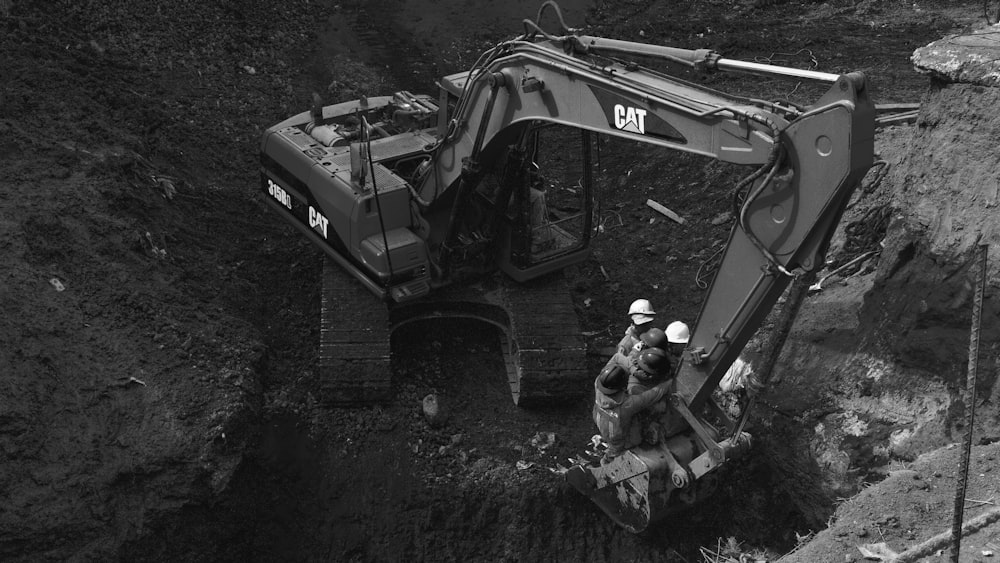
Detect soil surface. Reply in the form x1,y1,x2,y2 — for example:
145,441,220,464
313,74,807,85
2,0,999,561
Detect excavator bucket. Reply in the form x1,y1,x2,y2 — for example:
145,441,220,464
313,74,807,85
565,430,752,533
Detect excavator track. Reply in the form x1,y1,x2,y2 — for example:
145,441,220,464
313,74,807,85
319,259,392,405
500,271,588,406
319,262,588,406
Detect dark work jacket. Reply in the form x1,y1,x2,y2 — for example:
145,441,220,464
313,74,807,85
593,380,671,457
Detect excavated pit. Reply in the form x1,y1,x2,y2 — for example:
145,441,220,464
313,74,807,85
119,318,826,561
3,0,1000,561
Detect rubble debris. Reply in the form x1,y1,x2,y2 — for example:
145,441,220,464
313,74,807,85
153,176,177,200
857,542,899,561
710,211,732,225
530,431,556,451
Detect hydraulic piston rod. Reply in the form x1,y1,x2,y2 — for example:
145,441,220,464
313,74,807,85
714,58,840,83
571,35,840,83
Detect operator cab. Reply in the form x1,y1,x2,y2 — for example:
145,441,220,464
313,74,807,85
439,73,594,281
486,123,595,280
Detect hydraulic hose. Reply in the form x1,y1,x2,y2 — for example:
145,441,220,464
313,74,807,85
523,0,573,38
438,75,504,272
363,117,394,286
731,112,791,275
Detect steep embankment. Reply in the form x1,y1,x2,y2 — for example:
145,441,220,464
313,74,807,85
766,24,1000,562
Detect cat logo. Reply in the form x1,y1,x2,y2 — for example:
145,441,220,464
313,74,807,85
613,104,647,134
590,85,686,143
309,206,329,239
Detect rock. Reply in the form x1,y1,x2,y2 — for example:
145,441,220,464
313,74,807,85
711,211,732,225
422,394,447,428
912,25,1000,87
530,431,556,451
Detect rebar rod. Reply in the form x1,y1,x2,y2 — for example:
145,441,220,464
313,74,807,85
950,243,988,563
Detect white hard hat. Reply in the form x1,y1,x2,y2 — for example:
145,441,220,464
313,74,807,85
666,321,690,344
628,299,655,316
627,298,656,326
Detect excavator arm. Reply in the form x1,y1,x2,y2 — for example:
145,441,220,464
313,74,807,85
414,2,875,532
419,27,873,394
428,17,873,385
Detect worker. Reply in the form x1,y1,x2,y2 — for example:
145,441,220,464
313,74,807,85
617,298,657,356
592,356,671,461
664,320,690,365
592,354,691,488
598,327,667,394
637,327,668,355
626,342,671,395
628,346,675,447
529,184,556,253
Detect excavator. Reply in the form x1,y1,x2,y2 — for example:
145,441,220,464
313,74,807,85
259,2,875,533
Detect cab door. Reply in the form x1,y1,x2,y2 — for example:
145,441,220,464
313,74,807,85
496,123,595,281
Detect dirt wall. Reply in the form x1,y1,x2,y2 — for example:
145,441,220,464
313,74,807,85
756,73,1000,556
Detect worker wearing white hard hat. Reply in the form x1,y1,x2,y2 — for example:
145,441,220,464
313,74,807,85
627,298,656,325
664,321,689,365
617,298,657,356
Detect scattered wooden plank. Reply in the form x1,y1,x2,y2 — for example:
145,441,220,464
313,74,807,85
876,110,919,126
875,102,920,113
646,199,686,225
